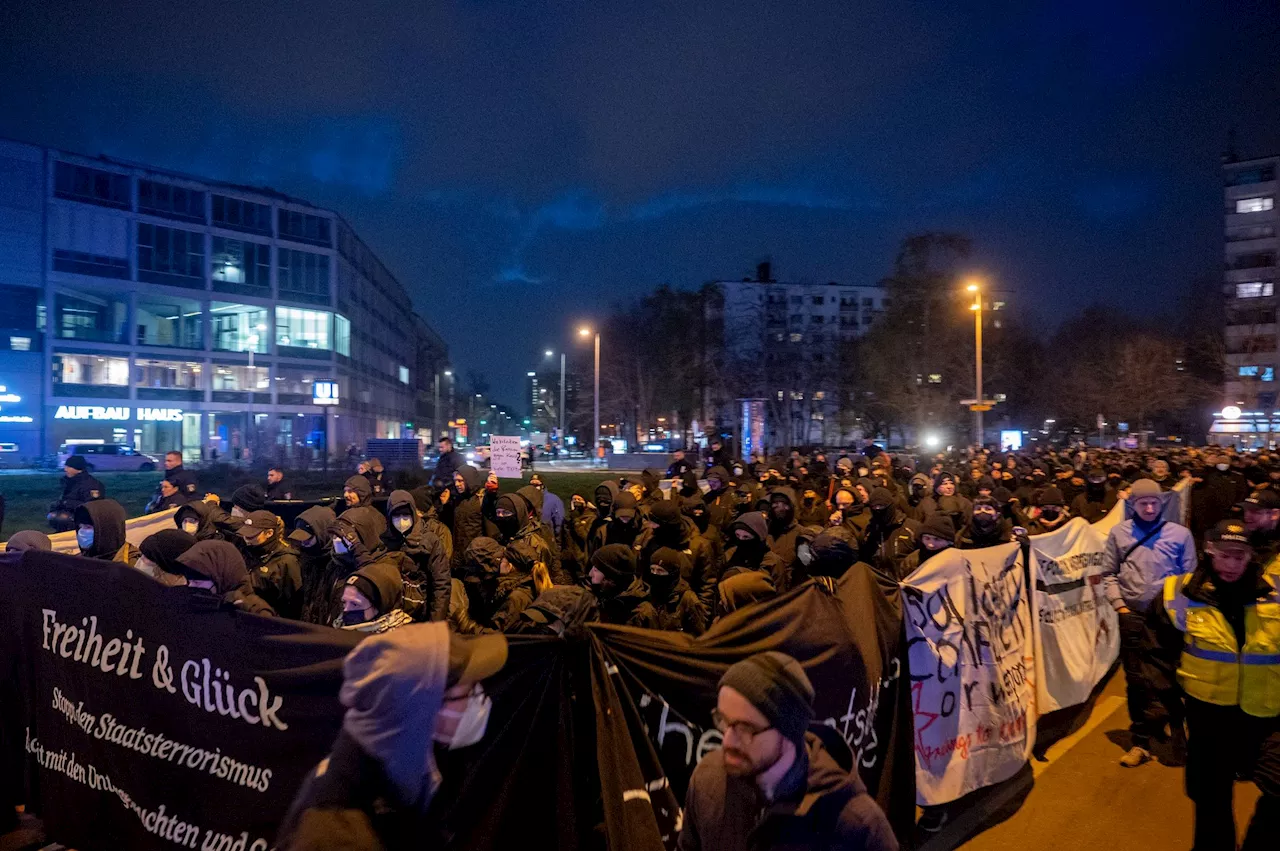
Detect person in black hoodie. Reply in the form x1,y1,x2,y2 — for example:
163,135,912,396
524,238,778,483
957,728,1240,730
956,496,1015,549
588,544,654,627
723,512,785,590
703,465,735,538
288,504,339,625
1026,486,1071,535
337,559,414,634
461,537,541,632
323,506,396,626
175,499,241,543
444,465,485,570
515,485,565,583
383,489,451,621
136,528,197,586
641,547,707,636
74,499,139,564
237,510,304,619
343,475,375,510
797,487,829,527
765,486,802,574
639,499,721,610
589,491,645,552
1070,468,1118,524
583,481,621,556
408,486,454,562
490,492,556,579
859,487,921,578
175,540,275,616
897,514,957,579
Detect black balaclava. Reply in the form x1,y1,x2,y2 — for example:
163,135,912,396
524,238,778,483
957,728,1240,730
494,494,526,539
768,489,795,535
728,513,768,562
681,493,711,534
645,547,687,600
650,500,685,546
594,482,618,518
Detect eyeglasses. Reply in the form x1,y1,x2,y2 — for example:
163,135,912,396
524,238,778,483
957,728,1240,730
710,708,772,742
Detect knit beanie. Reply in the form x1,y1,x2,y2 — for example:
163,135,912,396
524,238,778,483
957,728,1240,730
232,483,267,513
64,455,88,471
718,651,815,745
590,544,636,585
1128,478,1161,501
139,529,198,575
650,499,682,529
921,513,957,543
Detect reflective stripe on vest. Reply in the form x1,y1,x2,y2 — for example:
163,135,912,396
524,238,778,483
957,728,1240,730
1162,573,1280,718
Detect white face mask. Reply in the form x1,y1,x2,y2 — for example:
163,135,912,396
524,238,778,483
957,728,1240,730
393,515,413,533
1216,463,1230,472
434,687,492,750
181,519,199,535
76,528,94,550
230,505,246,518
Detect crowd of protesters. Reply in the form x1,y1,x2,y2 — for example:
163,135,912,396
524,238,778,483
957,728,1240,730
6,434,1280,850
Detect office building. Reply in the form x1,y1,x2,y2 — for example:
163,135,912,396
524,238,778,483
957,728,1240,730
1215,152,1278,446
0,139,448,464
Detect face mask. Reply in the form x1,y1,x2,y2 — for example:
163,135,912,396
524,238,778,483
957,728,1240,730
435,688,492,750
230,505,246,518
1216,463,1229,472
393,515,413,533
77,528,94,550
871,506,892,523
797,543,814,566
181,519,199,535
973,512,998,529
341,609,368,626
334,538,351,555
299,535,317,549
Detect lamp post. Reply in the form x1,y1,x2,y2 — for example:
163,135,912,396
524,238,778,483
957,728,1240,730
544,349,566,456
579,326,600,463
966,282,983,448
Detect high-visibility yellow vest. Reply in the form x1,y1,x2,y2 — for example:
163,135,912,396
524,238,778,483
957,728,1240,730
1162,572,1280,718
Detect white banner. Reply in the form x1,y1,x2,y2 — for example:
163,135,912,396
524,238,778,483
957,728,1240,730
489,436,523,478
2,508,178,554
902,543,1036,805
1029,518,1120,712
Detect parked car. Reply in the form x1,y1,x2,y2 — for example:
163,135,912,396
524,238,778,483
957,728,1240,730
57,443,160,472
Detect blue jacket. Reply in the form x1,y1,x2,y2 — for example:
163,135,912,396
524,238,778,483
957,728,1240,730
541,491,565,537
1102,494,1196,613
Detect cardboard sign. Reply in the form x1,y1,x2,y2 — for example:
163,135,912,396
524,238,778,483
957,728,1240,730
489,435,523,478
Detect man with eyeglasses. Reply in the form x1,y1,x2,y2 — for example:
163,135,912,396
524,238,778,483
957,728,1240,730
678,651,897,850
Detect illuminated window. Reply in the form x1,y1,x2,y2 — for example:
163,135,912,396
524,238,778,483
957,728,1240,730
1237,282,1275,299
1266,368,1276,382
54,353,129,386
928,373,942,384
1240,366,1261,377
398,365,410,384
334,314,351,357
276,307,332,350
1237,197,1275,214
211,302,269,353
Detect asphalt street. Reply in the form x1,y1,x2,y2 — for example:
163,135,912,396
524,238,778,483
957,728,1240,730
924,669,1262,851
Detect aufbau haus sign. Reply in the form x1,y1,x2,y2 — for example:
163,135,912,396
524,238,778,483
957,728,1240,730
54,406,184,423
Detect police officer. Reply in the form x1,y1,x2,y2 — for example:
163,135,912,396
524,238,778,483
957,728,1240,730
47,456,105,532
160,451,199,501
1154,519,1280,850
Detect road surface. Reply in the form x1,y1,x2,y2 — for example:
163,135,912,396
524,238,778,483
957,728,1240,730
923,668,1261,851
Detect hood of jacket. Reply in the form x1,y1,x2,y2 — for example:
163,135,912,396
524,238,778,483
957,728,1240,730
74,498,128,558
515,485,544,517
176,540,251,596
294,505,337,550
332,506,388,567
727,511,769,543
347,557,405,617
463,536,507,579
705,465,731,491
718,570,776,614
593,479,620,511
343,475,373,507
384,489,423,540
340,621,451,811
174,500,221,540
456,464,483,496
495,493,531,536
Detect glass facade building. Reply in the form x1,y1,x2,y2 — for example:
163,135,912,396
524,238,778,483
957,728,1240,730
0,140,448,464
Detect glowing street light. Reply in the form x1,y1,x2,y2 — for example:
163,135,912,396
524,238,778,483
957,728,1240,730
578,325,600,460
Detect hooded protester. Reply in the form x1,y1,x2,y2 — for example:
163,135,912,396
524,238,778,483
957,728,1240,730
174,499,239,543
460,537,543,633
509,584,602,636
641,547,707,636
588,543,655,628
324,507,396,627
674,470,702,502
490,492,557,580
4,530,52,554
445,465,485,570
527,473,565,541
515,485,565,583
1070,468,1119,524
175,540,275,616
225,483,266,518
858,487,921,578
276,625,509,851
898,514,957,579
796,486,829,527
590,491,645,552
47,455,105,531
640,499,721,610
237,510,304,619
73,499,138,564
289,505,340,625
638,468,664,508
715,569,777,620
383,490,451,622
904,472,932,522
680,492,723,564
582,480,621,557
828,486,868,543
764,486,802,572
136,528,197,586
956,496,1015,549
723,512,785,588
677,651,897,851
408,486,454,562
342,476,374,510
916,472,973,524
1026,486,1071,535
338,559,415,634
806,528,860,581
703,466,736,537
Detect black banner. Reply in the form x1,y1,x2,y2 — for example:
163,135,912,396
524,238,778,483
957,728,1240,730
0,550,359,851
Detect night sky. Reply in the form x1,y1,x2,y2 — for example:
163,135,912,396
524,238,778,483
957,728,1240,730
2,1,1277,402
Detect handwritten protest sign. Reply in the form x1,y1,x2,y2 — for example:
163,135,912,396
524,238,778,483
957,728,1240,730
489,435,523,478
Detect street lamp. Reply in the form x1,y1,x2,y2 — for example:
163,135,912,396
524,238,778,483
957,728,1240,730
966,280,984,448
545,348,566,455
579,325,600,462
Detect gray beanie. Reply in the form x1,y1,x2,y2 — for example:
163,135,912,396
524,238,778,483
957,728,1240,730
718,651,815,744
1129,478,1162,500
